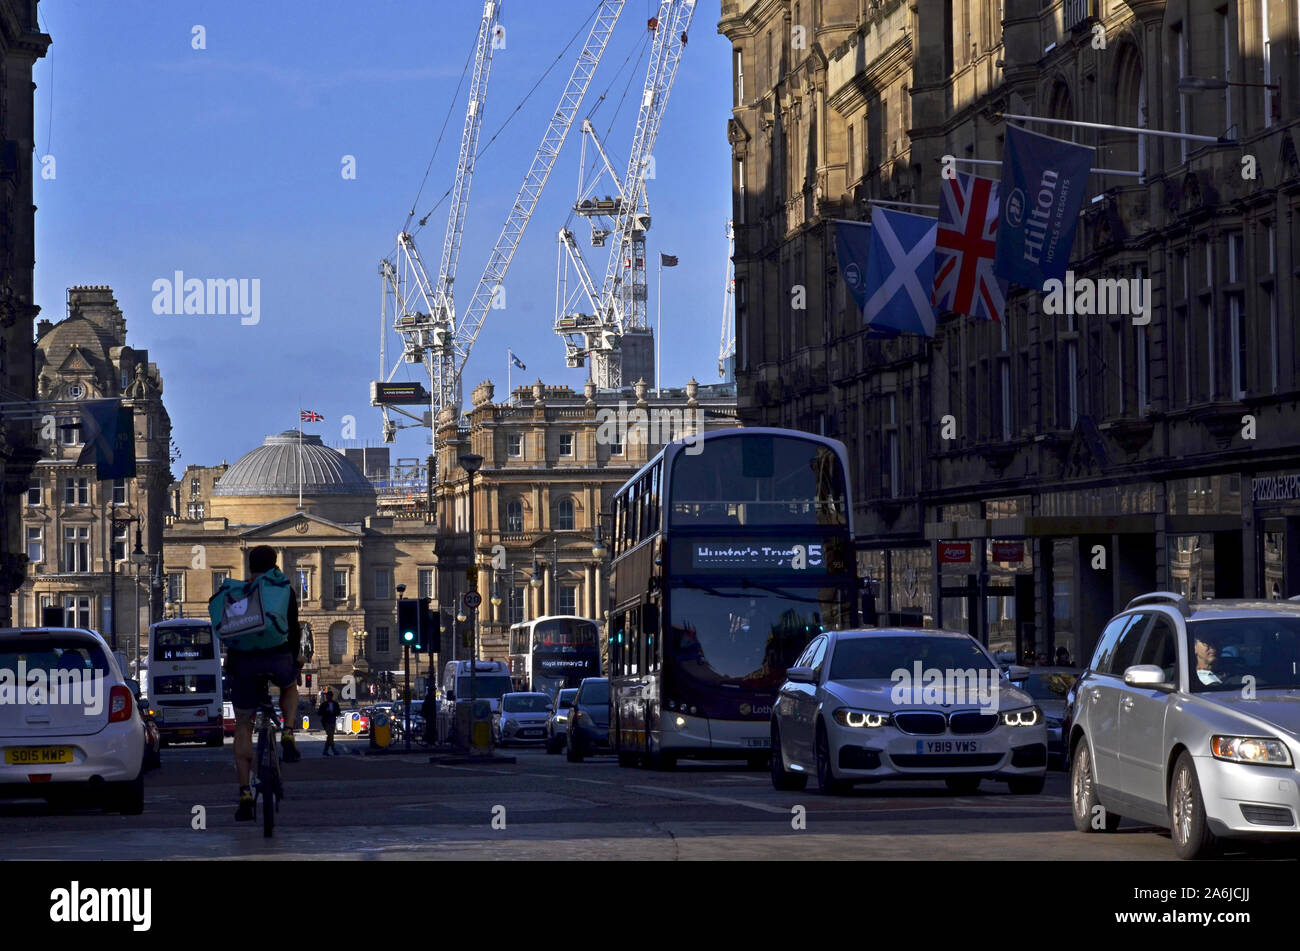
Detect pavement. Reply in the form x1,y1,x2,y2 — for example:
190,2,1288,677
3,733,1298,860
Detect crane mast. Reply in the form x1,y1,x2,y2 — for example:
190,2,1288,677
554,0,697,388
375,1,626,455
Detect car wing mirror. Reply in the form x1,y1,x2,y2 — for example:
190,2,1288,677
786,666,816,684
1123,664,1175,691
1005,665,1031,681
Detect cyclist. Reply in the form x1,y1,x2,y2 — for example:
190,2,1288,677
226,545,303,821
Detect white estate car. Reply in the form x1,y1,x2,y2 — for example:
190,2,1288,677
771,628,1048,795
0,627,146,814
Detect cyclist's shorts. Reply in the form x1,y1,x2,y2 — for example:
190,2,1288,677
227,644,297,716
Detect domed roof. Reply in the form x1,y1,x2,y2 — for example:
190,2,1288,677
213,432,376,497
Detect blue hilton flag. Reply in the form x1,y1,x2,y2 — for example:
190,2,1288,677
76,399,136,480
834,219,873,312
862,208,937,337
993,124,1095,288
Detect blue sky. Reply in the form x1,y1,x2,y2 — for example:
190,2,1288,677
32,0,732,469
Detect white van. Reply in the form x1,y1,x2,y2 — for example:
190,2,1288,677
441,660,513,715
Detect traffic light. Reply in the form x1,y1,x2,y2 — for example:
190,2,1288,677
418,597,440,654
398,599,419,650
305,673,312,690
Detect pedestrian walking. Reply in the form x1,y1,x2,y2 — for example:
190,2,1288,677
319,688,342,756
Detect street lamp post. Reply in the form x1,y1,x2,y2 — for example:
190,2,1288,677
458,452,483,750
108,516,146,651
397,582,410,751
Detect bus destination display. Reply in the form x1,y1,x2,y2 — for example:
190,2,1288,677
687,540,846,574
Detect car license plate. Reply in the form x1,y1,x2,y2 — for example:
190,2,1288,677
5,746,74,765
916,740,978,754
522,729,543,737
746,738,770,749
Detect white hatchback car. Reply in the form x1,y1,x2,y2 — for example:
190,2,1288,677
0,627,146,813
771,628,1048,795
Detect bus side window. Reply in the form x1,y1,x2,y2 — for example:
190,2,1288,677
644,602,659,673
628,609,641,676
610,612,624,677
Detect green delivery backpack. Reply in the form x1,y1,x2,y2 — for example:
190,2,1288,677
208,567,292,652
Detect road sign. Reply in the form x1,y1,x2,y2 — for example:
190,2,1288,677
463,591,482,610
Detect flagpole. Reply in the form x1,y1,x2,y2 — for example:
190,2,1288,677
867,198,940,211
298,411,303,510
942,156,1143,177
997,112,1234,145
656,257,662,396
507,349,512,400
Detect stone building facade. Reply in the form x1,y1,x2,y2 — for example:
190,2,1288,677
11,286,172,665
0,1,50,624
720,0,1300,664
432,378,739,663
162,432,439,696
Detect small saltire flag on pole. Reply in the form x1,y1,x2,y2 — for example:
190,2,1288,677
993,124,1095,288
509,350,526,370
862,208,938,337
300,410,324,422
933,171,1008,323
659,252,678,267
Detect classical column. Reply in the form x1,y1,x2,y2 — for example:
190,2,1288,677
543,565,553,616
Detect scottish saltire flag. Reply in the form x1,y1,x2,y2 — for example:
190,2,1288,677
993,124,1094,287
509,350,526,371
933,172,1008,322
300,409,324,422
863,208,937,336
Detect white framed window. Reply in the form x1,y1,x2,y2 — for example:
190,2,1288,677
166,572,184,603
506,500,524,533
333,569,348,601
376,626,390,653
507,433,522,457
736,158,746,224
1263,0,1272,127
187,501,205,519
112,522,128,562
65,595,91,629
63,477,89,506
26,526,42,564
610,433,623,456
212,570,229,592
1220,8,1232,130
1229,293,1246,399
558,585,577,616
418,568,435,600
112,478,126,505
26,482,40,505
63,525,90,573
60,419,80,445
1175,23,1188,163
509,585,525,625
733,47,744,105
1066,339,1079,427
190,477,201,495
374,567,392,600
559,433,574,457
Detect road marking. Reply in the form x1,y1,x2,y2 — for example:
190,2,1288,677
566,777,615,785
626,784,791,815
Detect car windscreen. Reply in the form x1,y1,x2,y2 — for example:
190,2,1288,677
1185,617,1300,692
503,694,551,713
557,689,578,706
1011,671,1079,700
828,636,996,680
457,676,512,700
577,680,610,705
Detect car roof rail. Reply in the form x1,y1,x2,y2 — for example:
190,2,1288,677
1125,592,1191,617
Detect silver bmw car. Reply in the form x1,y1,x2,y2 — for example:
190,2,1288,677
1069,593,1300,858
770,628,1048,795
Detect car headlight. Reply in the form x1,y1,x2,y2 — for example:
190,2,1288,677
832,708,891,728
1211,735,1294,767
1000,706,1042,727
555,714,568,723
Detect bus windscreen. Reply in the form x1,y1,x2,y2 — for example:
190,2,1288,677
152,625,216,661
669,434,847,526
533,618,598,651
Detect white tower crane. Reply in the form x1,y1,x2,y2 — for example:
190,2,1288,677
554,0,697,388
375,1,627,462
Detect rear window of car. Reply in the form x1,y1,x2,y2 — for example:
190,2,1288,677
577,680,609,705
1013,671,1079,699
557,689,578,706
0,637,110,678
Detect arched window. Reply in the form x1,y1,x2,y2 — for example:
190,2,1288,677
1111,42,1145,178
505,499,524,533
556,498,575,531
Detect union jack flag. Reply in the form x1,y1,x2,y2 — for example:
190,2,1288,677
932,171,1007,323
300,409,324,422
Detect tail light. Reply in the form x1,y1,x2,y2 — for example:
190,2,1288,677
108,685,133,723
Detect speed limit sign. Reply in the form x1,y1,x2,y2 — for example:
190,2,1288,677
463,591,482,610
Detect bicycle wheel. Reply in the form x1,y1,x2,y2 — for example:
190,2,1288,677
259,728,276,838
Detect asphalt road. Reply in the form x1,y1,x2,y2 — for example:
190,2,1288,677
2,731,1296,860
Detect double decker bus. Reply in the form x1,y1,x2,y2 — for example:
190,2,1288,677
145,618,225,746
608,428,858,768
507,615,602,700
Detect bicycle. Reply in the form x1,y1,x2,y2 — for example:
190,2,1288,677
251,680,283,838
